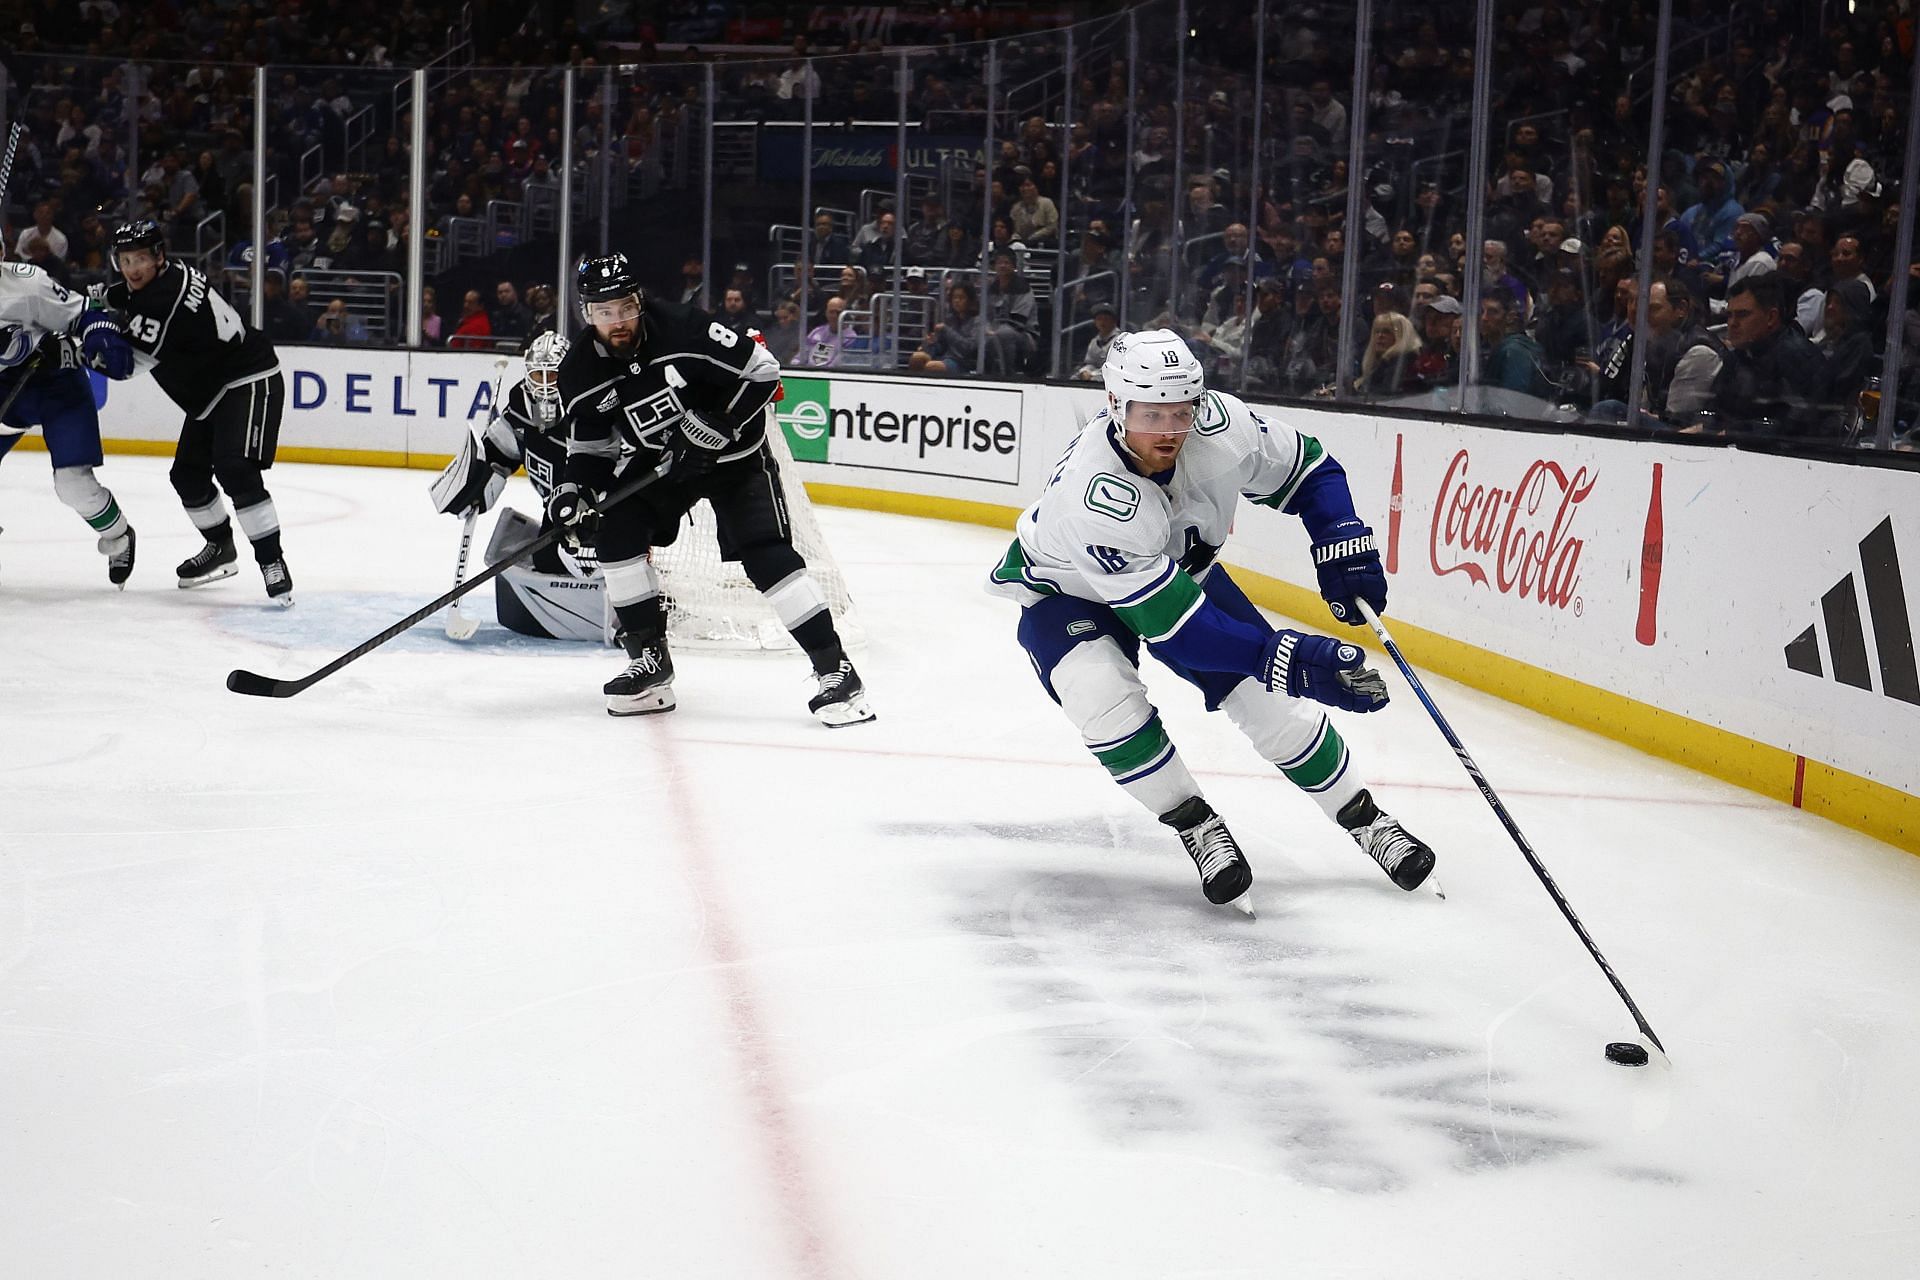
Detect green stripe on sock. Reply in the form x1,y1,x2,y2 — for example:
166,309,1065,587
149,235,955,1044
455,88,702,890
84,498,122,532
1113,570,1203,642
1280,721,1347,790
1093,717,1171,776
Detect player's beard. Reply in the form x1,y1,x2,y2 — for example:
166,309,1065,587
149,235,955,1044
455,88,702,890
602,324,637,352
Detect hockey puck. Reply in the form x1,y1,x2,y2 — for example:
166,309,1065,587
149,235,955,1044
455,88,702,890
1605,1041,1650,1066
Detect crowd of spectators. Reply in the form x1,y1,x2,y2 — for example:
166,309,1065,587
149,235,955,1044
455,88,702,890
5,0,1920,445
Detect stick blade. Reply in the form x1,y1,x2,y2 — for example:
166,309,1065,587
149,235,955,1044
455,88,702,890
227,668,297,698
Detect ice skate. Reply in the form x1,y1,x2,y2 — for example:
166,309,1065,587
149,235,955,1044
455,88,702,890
102,526,135,588
606,634,675,716
808,658,874,727
1338,789,1437,891
261,558,294,607
1162,796,1253,912
177,534,238,587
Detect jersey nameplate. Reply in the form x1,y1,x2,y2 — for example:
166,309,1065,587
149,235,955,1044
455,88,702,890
1084,473,1141,521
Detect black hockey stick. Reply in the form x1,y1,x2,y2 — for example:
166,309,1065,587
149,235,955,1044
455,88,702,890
0,123,24,219
0,350,46,423
1355,601,1668,1058
226,461,670,698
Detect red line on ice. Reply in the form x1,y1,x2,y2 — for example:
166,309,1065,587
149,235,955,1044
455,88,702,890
657,722,838,1279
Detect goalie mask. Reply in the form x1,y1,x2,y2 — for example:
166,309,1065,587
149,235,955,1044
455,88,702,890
525,332,568,404
1103,328,1205,426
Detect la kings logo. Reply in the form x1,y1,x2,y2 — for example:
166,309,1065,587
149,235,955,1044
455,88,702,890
618,387,682,447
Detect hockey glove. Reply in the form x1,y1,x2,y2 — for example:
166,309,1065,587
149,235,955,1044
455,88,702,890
429,432,508,516
546,481,594,530
664,409,729,479
1261,629,1389,713
77,314,134,380
1310,518,1387,625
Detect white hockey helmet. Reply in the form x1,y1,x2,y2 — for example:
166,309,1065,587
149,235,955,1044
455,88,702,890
1102,328,1205,424
525,331,569,401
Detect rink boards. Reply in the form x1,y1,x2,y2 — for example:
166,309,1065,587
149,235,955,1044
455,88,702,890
37,346,1920,852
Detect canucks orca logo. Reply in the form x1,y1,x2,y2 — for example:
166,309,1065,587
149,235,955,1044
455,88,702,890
0,323,31,368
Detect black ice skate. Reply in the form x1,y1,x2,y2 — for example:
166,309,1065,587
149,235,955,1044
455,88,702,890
102,526,136,588
807,658,874,727
177,534,238,587
261,558,294,607
1161,796,1253,913
1338,789,1437,891
606,634,675,716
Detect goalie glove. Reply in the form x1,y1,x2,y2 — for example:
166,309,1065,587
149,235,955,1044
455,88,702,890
1261,629,1389,713
429,430,508,516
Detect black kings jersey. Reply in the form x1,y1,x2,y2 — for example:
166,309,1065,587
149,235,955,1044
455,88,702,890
556,296,781,487
106,262,279,418
479,378,571,502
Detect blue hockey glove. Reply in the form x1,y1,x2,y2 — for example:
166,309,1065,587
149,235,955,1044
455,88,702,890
78,314,134,380
1310,518,1386,625
1261,629,1389,713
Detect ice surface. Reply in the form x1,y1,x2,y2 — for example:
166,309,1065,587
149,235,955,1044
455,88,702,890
3,456,1918,1278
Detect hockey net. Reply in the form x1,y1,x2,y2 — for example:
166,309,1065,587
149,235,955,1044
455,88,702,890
651,409,865,651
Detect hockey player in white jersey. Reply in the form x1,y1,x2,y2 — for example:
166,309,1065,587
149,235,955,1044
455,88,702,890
987,329,1436,910
0,249,138,584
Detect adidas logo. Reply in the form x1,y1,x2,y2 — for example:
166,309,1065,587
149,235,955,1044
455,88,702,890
1784,516,1918,705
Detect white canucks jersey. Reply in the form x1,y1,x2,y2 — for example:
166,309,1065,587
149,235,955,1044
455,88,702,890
0,261,86,373
988,389,1327,644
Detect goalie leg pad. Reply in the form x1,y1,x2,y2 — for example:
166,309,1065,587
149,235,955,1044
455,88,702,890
1220,682,1366,820
494,561,610,641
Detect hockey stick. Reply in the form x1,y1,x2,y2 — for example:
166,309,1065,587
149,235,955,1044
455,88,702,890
227,460,671,698
1354,600,1668,1058
0,123,24,223
444,358,510,640
0,350,46,423
443,507,481,640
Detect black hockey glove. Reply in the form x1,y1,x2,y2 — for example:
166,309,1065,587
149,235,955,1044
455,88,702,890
1310,518,1387,625
1260,629,1389,713
663,408,729,479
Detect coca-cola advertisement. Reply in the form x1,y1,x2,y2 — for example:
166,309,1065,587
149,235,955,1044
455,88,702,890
1427,448,1594,613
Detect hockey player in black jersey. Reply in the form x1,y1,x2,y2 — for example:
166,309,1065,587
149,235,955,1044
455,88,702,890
431,333,608,640
549,252,873,724
106,220,293,605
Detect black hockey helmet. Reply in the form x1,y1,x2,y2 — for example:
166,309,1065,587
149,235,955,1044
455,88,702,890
111,218,168,271
578,252,641,309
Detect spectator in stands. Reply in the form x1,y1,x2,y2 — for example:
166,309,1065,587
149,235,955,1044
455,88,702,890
448,288,494,350
1010,177,1059,247
1820,278,1879,420
851,201,894,262
764,299,803,366
900,266,933,299
1776,240,1826,340
279,277,318,344
905,195,948,265
1409,294,1461,391
1245,277,1291,385
491,281,532,342
1478,288,1553,400
717,287,760,340
836,265,872,316
1481,240,1531,320
1644,277,1723,427
14,201,69,266
798,295,854,369
677,256,706,308
65,213,113,285
1354,312,1422,398
931,221,977,269
984,248,1039,373
1283,278,1348,393
1706,274,1832,437
727,263,758,309
259,274,303,346
189,150,226,222
1185,178,1230,239
1073,302,1120,379
420,285,444,346
1726,213,1778,288
1829,233,1877,301
910,281,988,377
525,286,559,340
1681,159,1743,260
314,299,369,345
1535,269,1590,383
809,211,851,268
857,213,898,274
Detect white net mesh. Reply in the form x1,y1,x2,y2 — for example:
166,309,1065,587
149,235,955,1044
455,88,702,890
650,415,864,651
